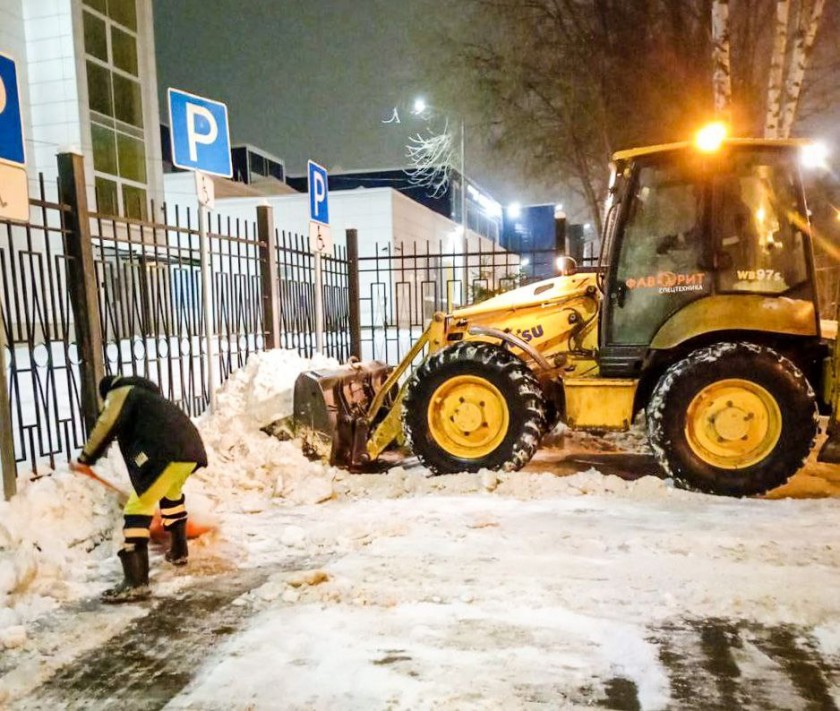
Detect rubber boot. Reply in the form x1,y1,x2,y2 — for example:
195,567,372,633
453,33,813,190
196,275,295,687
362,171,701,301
101,546,150,604
165,519,189,566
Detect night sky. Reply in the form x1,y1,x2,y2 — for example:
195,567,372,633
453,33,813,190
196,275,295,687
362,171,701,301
153,1,840,211
152,1,507,191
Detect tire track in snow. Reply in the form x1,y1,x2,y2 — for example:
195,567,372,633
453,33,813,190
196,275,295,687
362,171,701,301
12,557,324,711
634,618,839,710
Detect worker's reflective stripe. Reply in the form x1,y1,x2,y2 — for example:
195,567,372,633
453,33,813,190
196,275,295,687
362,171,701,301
160,503,186,516
123,527,151,539
82,386,132,460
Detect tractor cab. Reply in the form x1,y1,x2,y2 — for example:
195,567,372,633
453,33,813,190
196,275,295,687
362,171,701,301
598,132,820,379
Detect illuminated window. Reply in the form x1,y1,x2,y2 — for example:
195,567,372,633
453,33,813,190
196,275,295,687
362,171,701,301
83,1,147,218
715,151,808,294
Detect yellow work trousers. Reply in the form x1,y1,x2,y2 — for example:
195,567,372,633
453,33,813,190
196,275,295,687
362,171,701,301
123,462,196,517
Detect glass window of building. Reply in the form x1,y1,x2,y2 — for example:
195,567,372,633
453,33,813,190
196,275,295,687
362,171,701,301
83,0,147,219
249,152,266,177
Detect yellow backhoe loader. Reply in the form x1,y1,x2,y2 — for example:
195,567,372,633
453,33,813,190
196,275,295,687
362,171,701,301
292,125,840,497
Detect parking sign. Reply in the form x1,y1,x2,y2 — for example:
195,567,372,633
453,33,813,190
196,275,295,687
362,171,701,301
168,88,232,177
308,160,329,225
0,52,25,166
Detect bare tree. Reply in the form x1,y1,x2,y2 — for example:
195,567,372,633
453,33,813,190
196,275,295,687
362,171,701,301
712,0,734,115
764,0,791,136
420,0,713,234
416,0,838,229
404,121,457,199
778,0,827,137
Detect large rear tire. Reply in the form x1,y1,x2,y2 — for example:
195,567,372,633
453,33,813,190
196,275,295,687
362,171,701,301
646,342,818,496
403,342,546,473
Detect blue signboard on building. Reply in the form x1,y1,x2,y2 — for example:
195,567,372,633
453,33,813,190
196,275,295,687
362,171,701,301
0,52,25,165
168,88,232,177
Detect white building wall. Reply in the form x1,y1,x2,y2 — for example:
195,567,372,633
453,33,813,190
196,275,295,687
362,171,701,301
21,0,80,191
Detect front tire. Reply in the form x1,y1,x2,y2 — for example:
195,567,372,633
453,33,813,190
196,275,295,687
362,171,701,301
403,342,546,473
646,342,818,496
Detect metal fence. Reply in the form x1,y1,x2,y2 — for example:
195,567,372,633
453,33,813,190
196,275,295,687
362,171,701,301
91,206,268,416
0,174,83,474
0,154,351,481
275,230,351,361
355,239,568,365
8,154,839,489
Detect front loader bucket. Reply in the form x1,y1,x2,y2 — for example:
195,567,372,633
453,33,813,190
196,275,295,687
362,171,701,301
292,360,393,467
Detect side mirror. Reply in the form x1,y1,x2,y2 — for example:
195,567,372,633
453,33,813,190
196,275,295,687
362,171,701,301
555,255,578,276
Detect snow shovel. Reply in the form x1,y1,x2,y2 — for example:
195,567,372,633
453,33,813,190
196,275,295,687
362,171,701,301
70,462,215,542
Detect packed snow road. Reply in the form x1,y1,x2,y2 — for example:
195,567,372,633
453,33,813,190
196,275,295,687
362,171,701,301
4,481,840,710
1,351,838,710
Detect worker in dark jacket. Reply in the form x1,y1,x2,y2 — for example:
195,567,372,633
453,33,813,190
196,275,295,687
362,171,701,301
73,374,207,603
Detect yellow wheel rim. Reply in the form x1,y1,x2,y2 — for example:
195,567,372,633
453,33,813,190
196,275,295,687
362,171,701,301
427,375,510,460
684,378,782,469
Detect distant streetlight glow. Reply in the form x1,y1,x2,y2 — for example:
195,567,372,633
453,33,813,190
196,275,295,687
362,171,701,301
412,97,426,115
507,202,522,219
801,141,829,170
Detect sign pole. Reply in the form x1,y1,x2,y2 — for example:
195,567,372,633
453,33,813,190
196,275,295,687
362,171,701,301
314,251,324,354
198,203,217,412
307,161,331,356
0,303,16,499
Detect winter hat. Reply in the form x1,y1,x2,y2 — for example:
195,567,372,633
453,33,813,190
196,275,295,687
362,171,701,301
98,375,122,400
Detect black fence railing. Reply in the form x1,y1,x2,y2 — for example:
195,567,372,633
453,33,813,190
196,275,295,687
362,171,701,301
0,175,85,473
90,206,268,416
275,230,351,362
355,240,576,365
0,155,351,479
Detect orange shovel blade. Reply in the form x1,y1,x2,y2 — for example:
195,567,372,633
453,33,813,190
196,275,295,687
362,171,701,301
149,512,217,542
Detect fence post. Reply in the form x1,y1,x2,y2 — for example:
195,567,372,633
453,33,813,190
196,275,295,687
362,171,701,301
0,303,16,499
257,205,281,350
346,229,362,359
58,152,105,434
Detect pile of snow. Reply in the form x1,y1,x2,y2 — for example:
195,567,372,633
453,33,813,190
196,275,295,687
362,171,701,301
338,465,679,502
0,457,124,647
193,349,342,509
1,347,832,662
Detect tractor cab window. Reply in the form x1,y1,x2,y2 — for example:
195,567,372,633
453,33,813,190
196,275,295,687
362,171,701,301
608,159,708,345
715,152,808,294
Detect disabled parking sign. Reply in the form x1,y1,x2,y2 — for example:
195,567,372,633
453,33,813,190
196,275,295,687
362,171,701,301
308,160,332,254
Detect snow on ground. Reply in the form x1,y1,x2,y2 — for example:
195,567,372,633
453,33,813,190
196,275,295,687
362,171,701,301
163,493,840,710
1,349,839,709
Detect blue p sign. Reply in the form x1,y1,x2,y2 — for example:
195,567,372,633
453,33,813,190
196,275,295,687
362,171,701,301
0,53,25,166
308,160,329,225
168,88,232,177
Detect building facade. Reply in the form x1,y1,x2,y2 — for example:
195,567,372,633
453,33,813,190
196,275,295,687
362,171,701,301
1,0,163,215
286,167,504,246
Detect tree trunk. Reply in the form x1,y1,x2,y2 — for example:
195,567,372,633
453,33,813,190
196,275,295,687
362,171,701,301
712,0,733,115
764,0,790,138
779,0,826,137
